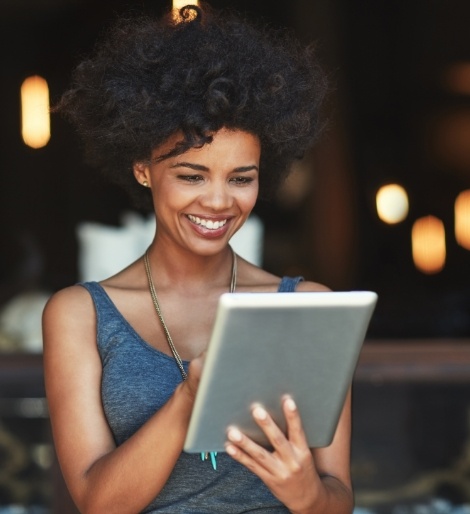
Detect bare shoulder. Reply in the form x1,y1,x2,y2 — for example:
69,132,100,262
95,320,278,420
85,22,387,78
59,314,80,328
42,284,96,354
295,280,331,293
236,258,280,292
237,258,331,293
43,284,94,328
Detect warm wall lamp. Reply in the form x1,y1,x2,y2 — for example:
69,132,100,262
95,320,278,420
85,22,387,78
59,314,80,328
455,190,470,250
21,75,50,149
412,215,446,274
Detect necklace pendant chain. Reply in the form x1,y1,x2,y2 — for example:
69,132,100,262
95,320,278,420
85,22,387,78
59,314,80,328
143,248,236,471
143,247,237,382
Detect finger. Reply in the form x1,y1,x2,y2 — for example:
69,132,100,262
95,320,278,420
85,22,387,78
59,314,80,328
282,396,309,448
226,426,275,472
250,404,295,458
189,349,208,378
225,429,274,477
184,353,206,397
225,442,273,482
193,350,207,370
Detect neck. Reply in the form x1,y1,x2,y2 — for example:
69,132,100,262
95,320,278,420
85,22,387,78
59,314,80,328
145,240,235,291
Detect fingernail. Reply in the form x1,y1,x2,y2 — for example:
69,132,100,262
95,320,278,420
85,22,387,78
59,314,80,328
225,444,237,456
227,427,242,442
285,397,296,411
253,406,268,420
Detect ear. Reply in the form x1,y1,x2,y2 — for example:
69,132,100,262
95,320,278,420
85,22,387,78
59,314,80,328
133,161,151,187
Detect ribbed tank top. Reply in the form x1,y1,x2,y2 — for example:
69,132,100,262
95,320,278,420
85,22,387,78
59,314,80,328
80,276,303,513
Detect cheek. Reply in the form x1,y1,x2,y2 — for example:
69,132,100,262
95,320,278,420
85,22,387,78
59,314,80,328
238,187,259,213
153,183,191,208
248,182,260,206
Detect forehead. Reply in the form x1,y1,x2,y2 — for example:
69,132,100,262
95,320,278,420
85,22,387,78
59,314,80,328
151,128,261,163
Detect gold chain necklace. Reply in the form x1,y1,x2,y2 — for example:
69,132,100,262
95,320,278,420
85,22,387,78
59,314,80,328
143,247,237,381
143,247,237,471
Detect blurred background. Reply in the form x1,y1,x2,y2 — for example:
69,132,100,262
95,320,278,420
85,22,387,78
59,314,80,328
1,0,470,513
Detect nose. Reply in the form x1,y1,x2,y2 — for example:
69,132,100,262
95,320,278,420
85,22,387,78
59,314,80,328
199,180,234,211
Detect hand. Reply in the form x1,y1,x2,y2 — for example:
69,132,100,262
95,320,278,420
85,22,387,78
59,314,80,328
224,397,322,514
181,351,206,401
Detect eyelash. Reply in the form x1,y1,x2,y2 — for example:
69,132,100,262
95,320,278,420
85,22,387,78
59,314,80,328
178,175,203,183
177,175,255,185
230,176,254,185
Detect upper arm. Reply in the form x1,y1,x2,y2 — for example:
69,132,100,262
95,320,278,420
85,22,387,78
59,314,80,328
295,280,331,293
42,286,116,500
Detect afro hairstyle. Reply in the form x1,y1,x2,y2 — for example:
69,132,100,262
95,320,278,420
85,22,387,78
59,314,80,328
56,3,329,209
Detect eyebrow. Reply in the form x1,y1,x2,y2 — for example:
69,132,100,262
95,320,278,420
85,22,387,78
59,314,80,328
170,162,259,172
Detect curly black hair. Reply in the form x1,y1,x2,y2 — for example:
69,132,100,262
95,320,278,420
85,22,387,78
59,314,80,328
56,3,328,209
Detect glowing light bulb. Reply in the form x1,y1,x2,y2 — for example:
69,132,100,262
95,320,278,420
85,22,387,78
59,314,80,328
376,184,409,224
173,0,198,8
172,0,198,22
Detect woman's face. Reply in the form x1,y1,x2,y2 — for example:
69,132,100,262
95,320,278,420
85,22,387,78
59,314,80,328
134,128,260,256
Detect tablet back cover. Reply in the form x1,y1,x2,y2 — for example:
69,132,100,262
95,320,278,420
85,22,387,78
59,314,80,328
184,290,377,452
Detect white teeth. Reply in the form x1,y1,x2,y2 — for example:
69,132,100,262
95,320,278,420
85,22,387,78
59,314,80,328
188,215,227,230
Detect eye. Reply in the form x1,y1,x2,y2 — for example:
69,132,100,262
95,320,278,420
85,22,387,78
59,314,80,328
178,174,204,183
230,176,255,185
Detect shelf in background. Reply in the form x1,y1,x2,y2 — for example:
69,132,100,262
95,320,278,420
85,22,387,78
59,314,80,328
355,339,470,383
2,339,470,400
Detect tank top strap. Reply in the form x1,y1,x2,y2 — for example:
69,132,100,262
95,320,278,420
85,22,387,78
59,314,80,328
277,276,304,292
79,281,108,308
78,281,123,350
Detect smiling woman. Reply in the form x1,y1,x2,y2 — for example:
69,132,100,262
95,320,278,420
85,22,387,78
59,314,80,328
133,128,260,255
41,3,353,514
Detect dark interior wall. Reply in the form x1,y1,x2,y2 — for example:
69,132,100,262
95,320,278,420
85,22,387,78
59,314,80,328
1,0,470,337
334,0,470,337
0,0,300,295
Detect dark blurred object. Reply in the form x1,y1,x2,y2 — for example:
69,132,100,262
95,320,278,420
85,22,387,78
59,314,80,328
0,232,44,307
368,289,470,338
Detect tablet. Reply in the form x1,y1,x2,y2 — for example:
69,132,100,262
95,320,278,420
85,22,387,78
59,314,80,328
184,290,377,452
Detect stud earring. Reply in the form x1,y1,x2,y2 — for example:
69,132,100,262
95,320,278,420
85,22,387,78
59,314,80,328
142,180,149,188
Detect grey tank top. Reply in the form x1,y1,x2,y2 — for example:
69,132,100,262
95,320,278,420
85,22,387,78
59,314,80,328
80,276,303,513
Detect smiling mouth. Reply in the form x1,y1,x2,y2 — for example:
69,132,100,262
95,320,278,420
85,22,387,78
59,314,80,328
187,214,228,230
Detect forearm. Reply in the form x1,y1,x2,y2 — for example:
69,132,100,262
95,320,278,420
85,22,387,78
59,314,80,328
71,384,193,514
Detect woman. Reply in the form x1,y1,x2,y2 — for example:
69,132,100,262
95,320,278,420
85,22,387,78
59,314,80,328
42,4,353,513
